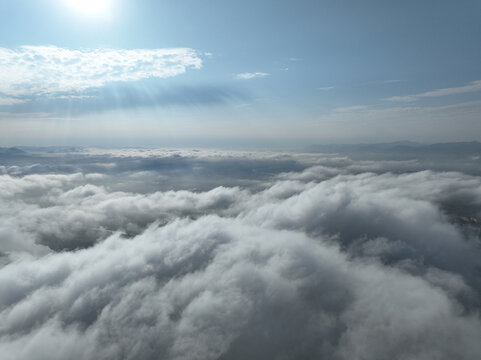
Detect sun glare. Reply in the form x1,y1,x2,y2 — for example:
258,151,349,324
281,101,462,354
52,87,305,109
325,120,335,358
65,0,111,16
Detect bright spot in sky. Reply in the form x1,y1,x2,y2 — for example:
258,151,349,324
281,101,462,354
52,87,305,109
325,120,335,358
65,0,111,15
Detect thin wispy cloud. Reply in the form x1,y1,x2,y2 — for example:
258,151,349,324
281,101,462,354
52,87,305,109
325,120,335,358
381,79,401,84
313,100,481,142
385,80,481,102
0,46,203,101
331,105,368,113
235,72,269,80
0,97,26,106
316,86,334,91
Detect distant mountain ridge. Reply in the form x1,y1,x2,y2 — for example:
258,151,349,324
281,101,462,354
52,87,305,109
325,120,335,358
16,146,84,153
0,142,480,156
0,147,26,155
307,141,481,154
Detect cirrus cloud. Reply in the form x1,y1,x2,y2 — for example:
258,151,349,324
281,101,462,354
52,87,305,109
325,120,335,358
384,79,481,103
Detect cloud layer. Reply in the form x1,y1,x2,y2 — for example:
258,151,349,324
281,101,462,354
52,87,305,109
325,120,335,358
0,148,481,359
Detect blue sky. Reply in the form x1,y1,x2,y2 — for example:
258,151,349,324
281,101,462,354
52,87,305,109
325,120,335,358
1,0,481,146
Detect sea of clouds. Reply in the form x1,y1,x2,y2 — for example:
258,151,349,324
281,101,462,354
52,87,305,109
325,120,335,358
0,147,480,359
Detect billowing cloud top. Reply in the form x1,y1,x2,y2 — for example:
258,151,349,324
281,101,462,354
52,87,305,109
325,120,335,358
0,46,202,100
0,147,481,359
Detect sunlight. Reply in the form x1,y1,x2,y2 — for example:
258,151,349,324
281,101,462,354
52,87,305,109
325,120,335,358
65,0,111,16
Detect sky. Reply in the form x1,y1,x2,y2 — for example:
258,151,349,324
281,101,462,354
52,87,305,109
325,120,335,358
2,3,481,357
0,0,481,146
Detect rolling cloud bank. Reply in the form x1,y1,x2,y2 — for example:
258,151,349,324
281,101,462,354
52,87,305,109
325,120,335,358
1,146,481,359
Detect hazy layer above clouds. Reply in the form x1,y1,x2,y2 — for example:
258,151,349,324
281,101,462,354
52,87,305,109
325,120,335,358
0,145,481,359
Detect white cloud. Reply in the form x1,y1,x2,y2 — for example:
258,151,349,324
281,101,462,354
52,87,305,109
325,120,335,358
235,72,269,80
0,46,203,99
1,150,481,358
1,185,481,359
385,80,481,102
0,97,26,106
316,86,334,91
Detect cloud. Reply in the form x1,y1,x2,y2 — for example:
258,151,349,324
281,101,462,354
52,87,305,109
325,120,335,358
0,97,27,106
0,46,202,100
331,105,368,113
316,86,334,91
385,79,481,102
312,100,481,143
1,149,481,359
1,215,481,359
235,72,269,80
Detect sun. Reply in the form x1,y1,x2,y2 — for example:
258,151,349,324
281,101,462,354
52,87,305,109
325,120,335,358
65,0,111,15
